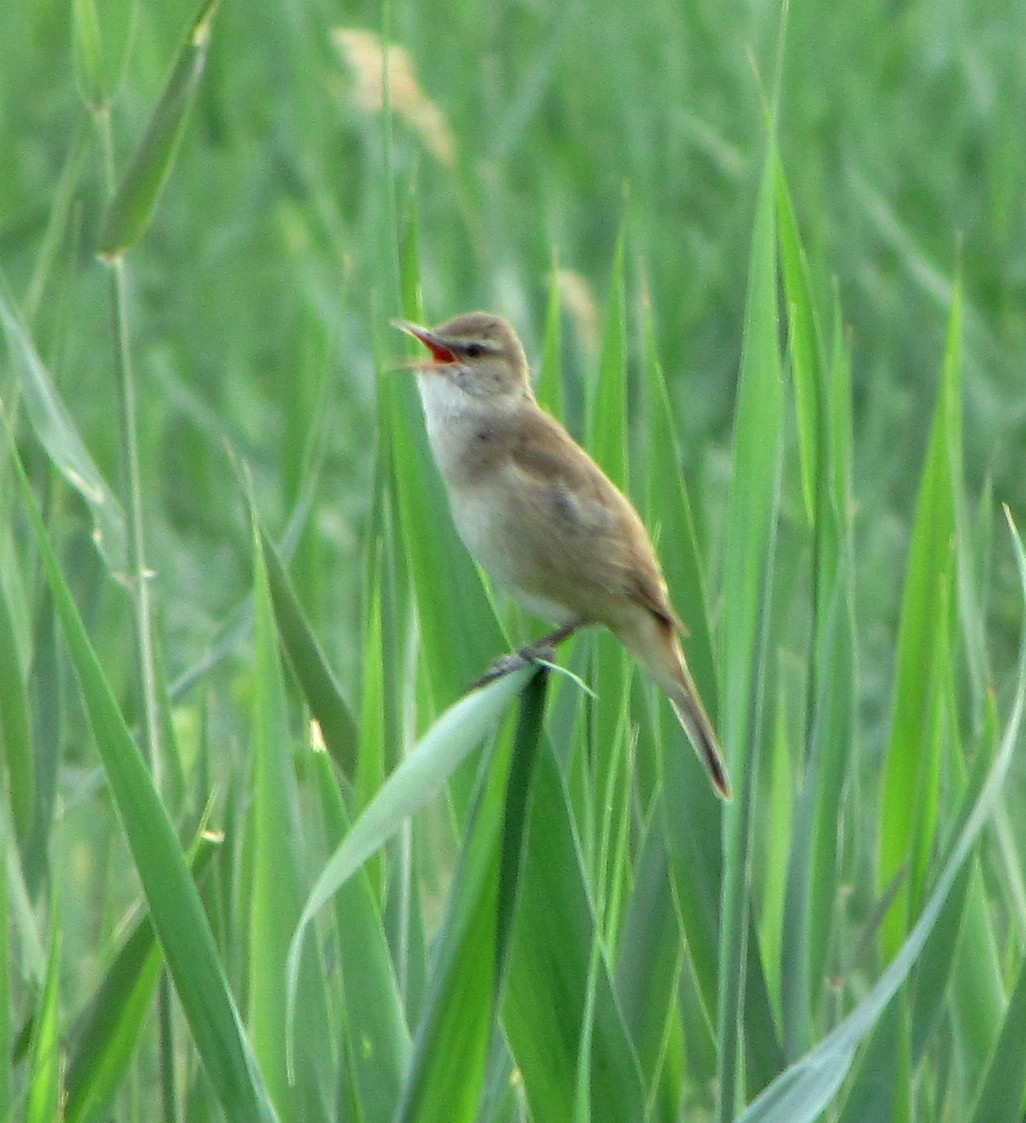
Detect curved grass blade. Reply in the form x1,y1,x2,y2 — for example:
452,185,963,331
98,0,220,258
396,673,548,1123
6,429,279,1123
286,665,534,1071
736,508,1026,1123
0,272,127,572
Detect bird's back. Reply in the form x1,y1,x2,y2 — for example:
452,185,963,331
454,403,676,631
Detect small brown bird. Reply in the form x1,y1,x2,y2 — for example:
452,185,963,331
394,311,731,800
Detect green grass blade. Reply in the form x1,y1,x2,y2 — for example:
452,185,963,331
537,270,565,417
615,821,685,1108
502,728,646,1122
781,566,856,1050
736,508,1026,1122
98,0,220,257
6,431,280,1123
72,0,135,112
0,272,127,571
879,282,963,953
967,944,1026,1123
286,665,534,1062
580,235,633,937
25,888,61,1123
642,302,718,713
64,835,220,1123
587,222,628,487
660,735,722,1021
397,673,547,1123
804,317,857,1027
0,562,33,850
259,526,359,780
774,156,825,527
641,302,729,1044
0,811,9,1119
311,748,410,1123
775,237,858,1056
717,144,785,1118
249,524,330,1121
773,158,823,1057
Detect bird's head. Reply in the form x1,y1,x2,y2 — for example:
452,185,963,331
392,312,533,405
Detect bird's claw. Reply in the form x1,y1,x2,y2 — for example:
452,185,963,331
470,643,557,689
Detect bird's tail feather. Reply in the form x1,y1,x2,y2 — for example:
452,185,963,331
666,669,732,801
619,613,732,800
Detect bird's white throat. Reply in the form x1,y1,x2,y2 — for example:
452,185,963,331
416,373,495,483
416,371,569,621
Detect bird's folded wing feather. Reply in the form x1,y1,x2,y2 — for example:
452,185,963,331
506,409,681,630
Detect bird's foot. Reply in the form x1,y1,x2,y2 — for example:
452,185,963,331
470,642,558,690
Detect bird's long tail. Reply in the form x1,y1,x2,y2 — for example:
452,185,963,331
664,653,732,800
624,613,732,800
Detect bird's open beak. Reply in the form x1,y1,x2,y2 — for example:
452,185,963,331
391,319,460,366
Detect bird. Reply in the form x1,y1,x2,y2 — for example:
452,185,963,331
393,311,731,800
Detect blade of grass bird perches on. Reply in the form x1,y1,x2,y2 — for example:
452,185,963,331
286,664,537,1076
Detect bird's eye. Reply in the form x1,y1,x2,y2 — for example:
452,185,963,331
464,342,485,358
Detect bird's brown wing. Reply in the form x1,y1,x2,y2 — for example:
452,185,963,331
505,408,681,630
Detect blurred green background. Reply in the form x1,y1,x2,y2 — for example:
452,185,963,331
3,0,1023,676
5,0,1025,694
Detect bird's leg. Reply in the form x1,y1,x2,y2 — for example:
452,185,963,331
471,619,586,689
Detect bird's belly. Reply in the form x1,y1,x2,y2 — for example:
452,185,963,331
449,485,574,624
